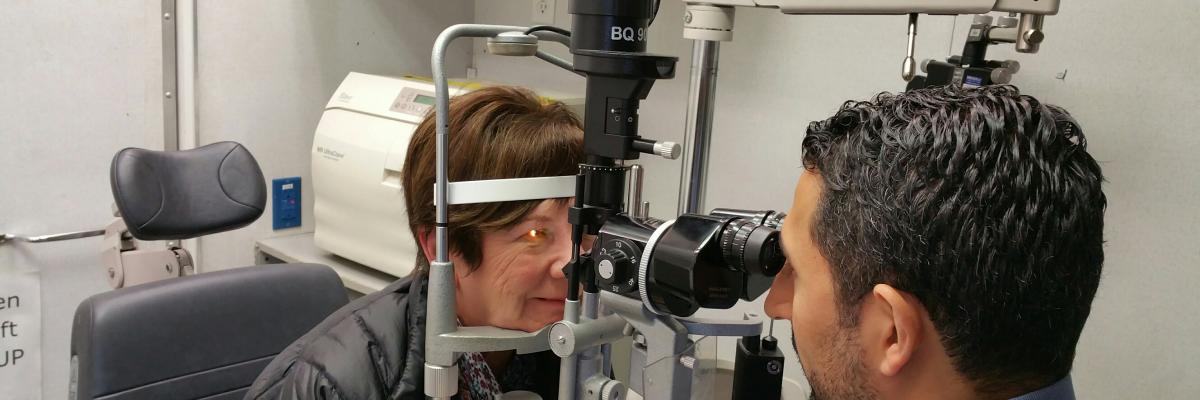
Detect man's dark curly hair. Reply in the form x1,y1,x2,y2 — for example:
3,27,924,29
802,85,1106,395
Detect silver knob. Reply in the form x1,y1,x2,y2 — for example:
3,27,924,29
601,380,626,400
990,68,1013,84
598,259,615,280
654,141,681,159
1000,59,1021,74
1023,29,1045,44
902,56,917,82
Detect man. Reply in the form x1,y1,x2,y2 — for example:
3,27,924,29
764,85,1105,400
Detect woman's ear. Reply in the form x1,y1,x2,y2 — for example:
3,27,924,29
415,227,436,264
417,228,469,280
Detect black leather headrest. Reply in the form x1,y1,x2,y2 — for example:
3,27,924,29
110,141,266,240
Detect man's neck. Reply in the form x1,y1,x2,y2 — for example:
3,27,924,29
877,337,978,400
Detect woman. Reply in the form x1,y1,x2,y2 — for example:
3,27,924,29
246,85,585,399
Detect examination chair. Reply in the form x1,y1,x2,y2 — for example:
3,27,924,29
69,142,349,400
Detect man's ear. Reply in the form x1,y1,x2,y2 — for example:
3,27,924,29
415,227,436,264
864,283,925,377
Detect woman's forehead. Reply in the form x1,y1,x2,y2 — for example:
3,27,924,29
514,199,571,226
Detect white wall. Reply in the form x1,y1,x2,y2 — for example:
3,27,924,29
0,1,164,398
984,2,1200,398
194,0,474,270
474,0,1200,398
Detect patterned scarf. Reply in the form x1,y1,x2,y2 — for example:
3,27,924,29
458,351,503,400
457,350,545,399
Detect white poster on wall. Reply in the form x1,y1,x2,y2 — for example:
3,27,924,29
0,270,41,400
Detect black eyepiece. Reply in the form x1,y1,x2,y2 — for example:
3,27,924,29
720,219,785,277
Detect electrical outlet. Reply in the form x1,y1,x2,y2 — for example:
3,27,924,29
272,177,301,230
532,0,556,24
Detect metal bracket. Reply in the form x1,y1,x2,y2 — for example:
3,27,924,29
433,325,552,355
677,315,762,337
162,0,179,151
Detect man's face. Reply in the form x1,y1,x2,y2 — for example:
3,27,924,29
764,171,875,399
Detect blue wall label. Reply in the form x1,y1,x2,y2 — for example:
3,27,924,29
272,177,301,230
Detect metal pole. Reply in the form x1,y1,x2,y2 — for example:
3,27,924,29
161,0,178,151
427,24,529,400
174,0,200,269
677,40,720,215
558,299,581,400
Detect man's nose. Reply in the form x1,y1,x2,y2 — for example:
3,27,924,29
764,295,789,320
763,270,793,320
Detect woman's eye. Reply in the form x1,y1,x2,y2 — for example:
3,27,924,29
521,228,550,243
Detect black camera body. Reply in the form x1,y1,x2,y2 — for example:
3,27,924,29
565,0,784,319
592,210,786,317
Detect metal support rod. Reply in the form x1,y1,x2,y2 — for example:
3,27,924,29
530,30,572,47
677,40,720,215
535,49,577,75
628,164,645,218
528,31,580,76
902,13,918,82
559,299,582,400
161,0,178,151
175,0,200,269
175,0,197,152
0,229,106,245
576,291,603,397
429,24,531,400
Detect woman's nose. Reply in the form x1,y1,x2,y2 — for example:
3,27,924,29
548,233,572,280
550,261,567,280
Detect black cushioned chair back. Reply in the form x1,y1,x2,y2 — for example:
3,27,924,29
111,141,265,240
70,264,348,400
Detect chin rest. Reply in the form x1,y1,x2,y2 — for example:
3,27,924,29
110,141,265,240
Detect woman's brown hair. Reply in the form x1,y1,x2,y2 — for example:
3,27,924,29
402,85,584,275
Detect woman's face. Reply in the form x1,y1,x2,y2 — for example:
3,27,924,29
453,200,578,332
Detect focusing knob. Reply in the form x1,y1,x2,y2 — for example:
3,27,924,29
596,239,638,294
598,249,629,279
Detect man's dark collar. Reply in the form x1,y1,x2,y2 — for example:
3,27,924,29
1009,376,1075,400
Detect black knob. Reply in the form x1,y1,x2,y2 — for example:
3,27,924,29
596,239,638,294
